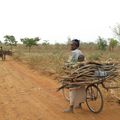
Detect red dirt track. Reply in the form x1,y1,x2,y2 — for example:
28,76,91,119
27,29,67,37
0,58,120,120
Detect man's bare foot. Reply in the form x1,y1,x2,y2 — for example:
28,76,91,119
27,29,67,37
74,103,82,109
64,106,74,113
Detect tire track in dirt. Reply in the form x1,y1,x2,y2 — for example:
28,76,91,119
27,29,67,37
0,59,120,120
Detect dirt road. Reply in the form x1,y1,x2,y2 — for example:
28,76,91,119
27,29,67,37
0,58,120,120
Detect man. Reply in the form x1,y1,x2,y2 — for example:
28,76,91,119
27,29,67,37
0,46,5,60
64,39,86,113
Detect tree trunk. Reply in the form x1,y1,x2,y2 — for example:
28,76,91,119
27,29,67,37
10,45,12,51
28,47,31,53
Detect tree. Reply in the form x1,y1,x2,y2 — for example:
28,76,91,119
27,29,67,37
21,37,40,52
113,24,120,41
108,38,118,51
42,40,49,46
97,36,107,51
4,35,17,50
0,40,2,46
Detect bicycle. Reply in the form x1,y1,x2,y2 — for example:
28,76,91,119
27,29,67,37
61,69,120,113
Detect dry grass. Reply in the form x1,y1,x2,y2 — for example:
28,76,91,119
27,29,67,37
11,44,120,101
13,44,120,75
13,44,69,75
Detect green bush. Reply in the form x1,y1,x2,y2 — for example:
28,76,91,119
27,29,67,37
97,36,107,51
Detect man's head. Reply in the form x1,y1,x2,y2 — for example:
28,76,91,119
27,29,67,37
71,39,80,50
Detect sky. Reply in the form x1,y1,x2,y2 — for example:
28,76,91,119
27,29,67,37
0,0,120,44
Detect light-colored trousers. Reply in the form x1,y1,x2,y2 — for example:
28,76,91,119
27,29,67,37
69,86,86,107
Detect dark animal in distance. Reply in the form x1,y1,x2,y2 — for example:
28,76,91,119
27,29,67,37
0,50,12,60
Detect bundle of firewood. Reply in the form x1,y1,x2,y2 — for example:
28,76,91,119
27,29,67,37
58,61,120,91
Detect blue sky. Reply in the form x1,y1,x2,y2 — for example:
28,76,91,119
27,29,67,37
0,0,120,43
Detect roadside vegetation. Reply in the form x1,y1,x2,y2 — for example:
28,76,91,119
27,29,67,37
0,24,120,76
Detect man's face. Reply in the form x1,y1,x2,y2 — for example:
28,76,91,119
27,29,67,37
70,41,77,50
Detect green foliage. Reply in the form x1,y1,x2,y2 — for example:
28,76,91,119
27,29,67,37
108,38,118,51
113,24,120,40
42,40,49,46
4,35,17,50
21,37,40,52
97,36,107,51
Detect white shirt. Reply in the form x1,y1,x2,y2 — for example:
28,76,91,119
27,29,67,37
68,49,84,64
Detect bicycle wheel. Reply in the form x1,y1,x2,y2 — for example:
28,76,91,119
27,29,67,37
86,84,103,113
62,88,70,101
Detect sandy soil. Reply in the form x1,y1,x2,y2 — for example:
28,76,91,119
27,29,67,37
0,58,120,120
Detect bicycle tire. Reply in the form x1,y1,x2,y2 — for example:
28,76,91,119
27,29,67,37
86,84,104,113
